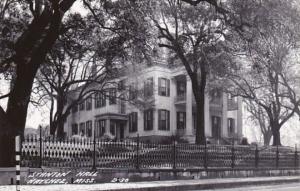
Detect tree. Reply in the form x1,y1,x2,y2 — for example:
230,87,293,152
228,0,300,146
245,100,272,145
0,0,151,166
0,0,81,167
148,0,240,144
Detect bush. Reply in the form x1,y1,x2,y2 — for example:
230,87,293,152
240,137,249,145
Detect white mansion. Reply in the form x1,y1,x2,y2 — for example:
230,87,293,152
64,64,243,143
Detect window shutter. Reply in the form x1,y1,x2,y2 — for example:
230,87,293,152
150,77,154,96
176,112,179,129
144,111,147,130
158,110,161,130
135,112,138,132
158,78,161,95
129,114,132,132
167,111,170,130
144,81,146,97
167,79,170,96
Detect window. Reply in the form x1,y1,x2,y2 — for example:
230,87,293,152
144,77,154,97
79,101,85,111
86,96,92,110
129,83,137,100
193,113,196,130
79,122,85,136
212,116,221,139
129,112,138,132
118,79,126,91
210,89,222,103
177,112,186,129
95,119,105,137
95,92,106,108
86,120,92,137
109,88,117,105
144,109,153,131
71,123,78,135
228,118,235,136
158,109,170,130
177,81,186,96
158,78,170,96
72,104,78,113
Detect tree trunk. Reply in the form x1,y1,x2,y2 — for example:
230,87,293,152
192,70,207,145
272,127,281,146
0,107,15,167
263,131,272,146
0,60,39,167
0,0,76,166
195,97,206,145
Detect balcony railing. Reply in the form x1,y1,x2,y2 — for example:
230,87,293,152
175,93,186,103
228,100,238,111
176,129,186,137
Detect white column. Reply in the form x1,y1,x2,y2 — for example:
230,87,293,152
170,78,177,135
236,96,243,138
106,119,110,135
185,79,193,135
222,92,228,138
204,93,211,137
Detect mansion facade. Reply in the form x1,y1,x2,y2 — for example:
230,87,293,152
64,64,243,143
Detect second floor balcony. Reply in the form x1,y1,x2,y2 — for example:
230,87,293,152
175,93,186,104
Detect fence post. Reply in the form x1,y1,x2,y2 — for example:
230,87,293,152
136,134,140,170
204,139,208,170
295,144,298,168
39,126,42,168
231,139,235,169
92,134,96,170
276,145,279,168
15,135,21,191
255,144,259,168
172,139,177,170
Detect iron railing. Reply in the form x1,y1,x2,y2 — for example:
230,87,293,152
21,135,300,170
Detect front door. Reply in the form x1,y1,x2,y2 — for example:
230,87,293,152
211,116,221,139
119,123,124,140
115,121,125,141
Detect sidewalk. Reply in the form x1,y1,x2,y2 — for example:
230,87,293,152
1,176,300,191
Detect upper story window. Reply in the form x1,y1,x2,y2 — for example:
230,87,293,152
72,104,78,113
158,78,170,97
86,96,92,110
177,81,186,96
177,112,186,129
109,88,117,105
86,120,92,137
95,119,105,137
79,101,85,111
129,83,137,100
144,109,153,131
95,92,106,108
118,79,126,91
210,88,222,103
144,77,154,97
158,109,170,131
228,118,235,136
71,123,78,135
129,112,138,132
